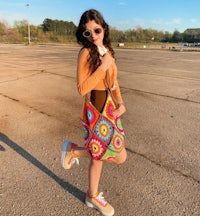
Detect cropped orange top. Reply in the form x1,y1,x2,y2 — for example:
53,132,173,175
77,48,123,104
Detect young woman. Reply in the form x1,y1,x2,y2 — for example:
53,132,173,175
61,9,127,216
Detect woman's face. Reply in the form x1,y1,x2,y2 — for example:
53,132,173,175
83,20,104,47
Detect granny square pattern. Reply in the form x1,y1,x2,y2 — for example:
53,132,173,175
108,129,124,152
86,101,99,130
82,121,92,145
102,94,115,125
86,134,107,160
82,90,125,160
93,116,114,145
115,116,125,135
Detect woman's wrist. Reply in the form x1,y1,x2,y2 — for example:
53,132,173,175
119,103,126,113
100,64,107,72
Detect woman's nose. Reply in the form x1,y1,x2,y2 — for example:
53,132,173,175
91,31,96,38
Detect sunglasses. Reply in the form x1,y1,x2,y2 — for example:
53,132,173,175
82,28,103,38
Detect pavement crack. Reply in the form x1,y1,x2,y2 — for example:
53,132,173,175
0,93,52,117
0,70,45,84
121,70,200,82
41,70,75,80
126,147,200,184
0,93,19,102
121,87,200,105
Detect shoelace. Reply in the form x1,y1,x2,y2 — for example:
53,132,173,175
71,157,79,166
96,192,108,206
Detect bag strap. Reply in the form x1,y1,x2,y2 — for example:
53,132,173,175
105,70,119,108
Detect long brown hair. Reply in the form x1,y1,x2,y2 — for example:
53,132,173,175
76,9,115,73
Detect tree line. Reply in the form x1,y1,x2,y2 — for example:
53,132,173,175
0,18,199,44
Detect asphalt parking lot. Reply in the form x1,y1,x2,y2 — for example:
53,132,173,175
0,44,200,216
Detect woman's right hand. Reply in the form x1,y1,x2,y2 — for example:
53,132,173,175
100,53,113,72
113,103,126,118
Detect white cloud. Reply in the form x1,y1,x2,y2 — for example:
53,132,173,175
133,18,145,26
117,1,126,6
190,18,198,23
152,19,163,25
166,18,181,25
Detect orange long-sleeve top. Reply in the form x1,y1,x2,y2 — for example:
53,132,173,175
77,48,123,105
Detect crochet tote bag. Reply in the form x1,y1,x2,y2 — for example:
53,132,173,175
81,72,125,160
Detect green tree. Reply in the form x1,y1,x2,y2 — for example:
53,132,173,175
13,20,28,37
0,22,6,35
135,26,145,42
42,18,76,36
171,30,182,42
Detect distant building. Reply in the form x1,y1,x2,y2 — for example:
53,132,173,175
184,28,200,34
184,28,200,42
184,28,200,36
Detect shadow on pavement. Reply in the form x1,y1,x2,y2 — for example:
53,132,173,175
0,144,5,151
0,132,85,203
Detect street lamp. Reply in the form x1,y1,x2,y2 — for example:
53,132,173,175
26,4,31,45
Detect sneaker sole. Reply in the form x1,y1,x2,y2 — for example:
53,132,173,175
85,199,114,216
61,140,71,169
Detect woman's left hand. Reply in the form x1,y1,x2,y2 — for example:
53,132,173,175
113,103,126,118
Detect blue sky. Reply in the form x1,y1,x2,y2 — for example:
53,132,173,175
0,0,200,33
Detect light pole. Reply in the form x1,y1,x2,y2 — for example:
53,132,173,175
26,4,31,45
